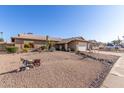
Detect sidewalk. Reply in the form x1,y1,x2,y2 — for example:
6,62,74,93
97,51,124,88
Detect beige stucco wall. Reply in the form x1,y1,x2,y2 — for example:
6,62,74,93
15,44,24,51
13,38,58,50
14,39,45,47
68,41,77,51
78,41,87,46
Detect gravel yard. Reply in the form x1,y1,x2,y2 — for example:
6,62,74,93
0,51,119,88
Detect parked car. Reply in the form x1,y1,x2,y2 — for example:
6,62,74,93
106,43,115,49
105,43,121,50
114,45,121,49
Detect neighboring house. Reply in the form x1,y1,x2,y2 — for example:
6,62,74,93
98,42,106,49
11,33,62,50
89,40,106,50
88,40,98,50
0,42,6,51
55,37,89,51
0,42,14,51
89,40,100,50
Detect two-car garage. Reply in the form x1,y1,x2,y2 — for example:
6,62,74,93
76,45,87,51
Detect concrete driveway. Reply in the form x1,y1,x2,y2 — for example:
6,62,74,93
97,51,124,88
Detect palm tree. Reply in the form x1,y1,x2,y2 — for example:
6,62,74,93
0,32,4,42
0,32,3,37
112,39,121,45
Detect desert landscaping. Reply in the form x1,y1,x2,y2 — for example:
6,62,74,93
0,51,119,88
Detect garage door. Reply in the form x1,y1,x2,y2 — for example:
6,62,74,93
77,45,86,51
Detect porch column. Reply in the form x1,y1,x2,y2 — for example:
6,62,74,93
59,45,62,50
65,43,68,51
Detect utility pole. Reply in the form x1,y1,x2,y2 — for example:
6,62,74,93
123,36,124,40
122,35,124,43
117,36,121,45
122,36,124,47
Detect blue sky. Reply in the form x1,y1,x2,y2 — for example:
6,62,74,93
0,5,124,43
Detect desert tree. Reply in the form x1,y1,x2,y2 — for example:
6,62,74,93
0,32,4,42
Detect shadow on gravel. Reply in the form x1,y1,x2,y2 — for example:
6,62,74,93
80,56,87,60
0,69,18,76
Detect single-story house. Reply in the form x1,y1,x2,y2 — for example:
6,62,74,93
55,37,89,51
11,33,62,50
89,40,106,50
11,33,90,52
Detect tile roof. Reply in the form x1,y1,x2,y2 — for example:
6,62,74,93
57,37,88,44
11,34,62,41
0,42,14,45
89,40,98,44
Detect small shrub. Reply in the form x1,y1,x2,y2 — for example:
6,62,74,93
24,43,30,48
22,48,29,53
67,48,71,52
6,46,18,53
49,47,56,52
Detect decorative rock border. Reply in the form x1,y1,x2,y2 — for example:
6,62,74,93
76,51,119,88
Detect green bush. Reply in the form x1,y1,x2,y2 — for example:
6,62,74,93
24,43,30,48
6,46,18,53
49,47,56,52
40,45,47,50
22,48,29,53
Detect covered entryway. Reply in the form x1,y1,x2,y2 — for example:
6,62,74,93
55,44,67,51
